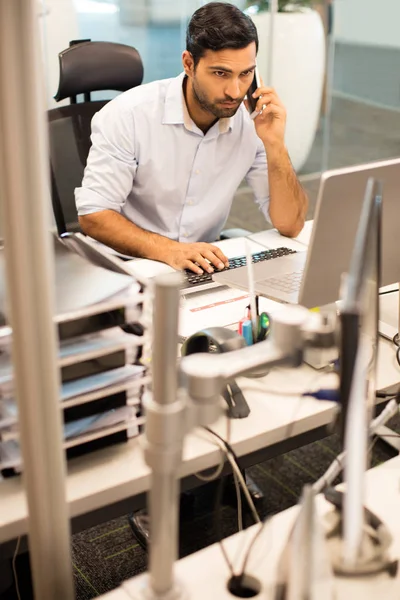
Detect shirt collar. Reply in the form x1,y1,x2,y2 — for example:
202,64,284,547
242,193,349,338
162,72,233,134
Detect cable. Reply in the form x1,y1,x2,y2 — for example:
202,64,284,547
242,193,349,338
233,470,243,532
12,536,21,600
224,411,244,532
276,364,339,442
239,399,400,580
391,333,400,368
312,398,399,493
194,454,225,482
239,517,271,578
194,413,233,483
238,385,340,401
379,289,398,296
204,428,261,525
200,427,261,578
213,471,235,577
234,367,337,578
376,391,400,398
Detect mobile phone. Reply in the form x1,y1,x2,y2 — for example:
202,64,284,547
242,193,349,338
246,66,261,114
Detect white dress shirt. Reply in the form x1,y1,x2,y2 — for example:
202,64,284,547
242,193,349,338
75,72,270,243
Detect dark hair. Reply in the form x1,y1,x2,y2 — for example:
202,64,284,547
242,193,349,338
186,2,258,67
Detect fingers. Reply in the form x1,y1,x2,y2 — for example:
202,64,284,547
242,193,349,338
255,103,285,123
184,260,203,274
176,243,230,273
255,95,281,113
202,249,225,270
252,86,276,99
208,245,230,268
253,89,284,112
192,252,219,274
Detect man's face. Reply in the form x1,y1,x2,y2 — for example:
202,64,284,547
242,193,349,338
188,44,257,119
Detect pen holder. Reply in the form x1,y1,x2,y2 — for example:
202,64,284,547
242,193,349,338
238,312,271,378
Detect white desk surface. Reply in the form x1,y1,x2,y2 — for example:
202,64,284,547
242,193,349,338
1,222,399,545
105,456,400,600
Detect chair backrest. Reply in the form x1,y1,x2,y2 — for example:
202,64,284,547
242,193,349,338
48,40,144,235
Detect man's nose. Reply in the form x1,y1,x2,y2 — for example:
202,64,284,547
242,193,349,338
225,79,241,100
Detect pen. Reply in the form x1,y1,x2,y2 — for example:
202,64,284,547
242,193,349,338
245,240,258,343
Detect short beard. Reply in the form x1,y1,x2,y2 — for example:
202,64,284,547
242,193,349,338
192,76,242,119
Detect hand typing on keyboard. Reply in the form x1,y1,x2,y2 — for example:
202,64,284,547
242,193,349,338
183,247,297,290
165,241,229,274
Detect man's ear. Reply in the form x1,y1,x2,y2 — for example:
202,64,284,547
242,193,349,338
182,50,195,77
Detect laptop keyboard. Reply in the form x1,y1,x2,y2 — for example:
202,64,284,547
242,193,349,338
183,247,297,290
261,270,304,294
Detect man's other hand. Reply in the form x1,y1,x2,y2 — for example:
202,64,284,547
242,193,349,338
166,241,230,274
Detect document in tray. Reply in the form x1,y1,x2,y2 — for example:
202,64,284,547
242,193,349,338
1,405,137,442
0,331,143,394
0,407,144,469
0,398,17,431
58,328,139,366
179,285,283,339
61,364,144,402
63,406,135,440
0,439,20,470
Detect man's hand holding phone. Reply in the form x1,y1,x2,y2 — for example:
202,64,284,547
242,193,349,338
245,69,287,149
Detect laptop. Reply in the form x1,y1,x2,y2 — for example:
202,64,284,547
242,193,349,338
213,158,400,308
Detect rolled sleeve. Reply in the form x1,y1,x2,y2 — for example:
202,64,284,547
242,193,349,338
75,100,138,216
245,140,271,223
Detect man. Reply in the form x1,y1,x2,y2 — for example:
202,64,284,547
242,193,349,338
75,3,308,276
76,2,308,549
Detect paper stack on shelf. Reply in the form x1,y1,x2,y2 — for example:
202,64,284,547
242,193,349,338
0,235,152,476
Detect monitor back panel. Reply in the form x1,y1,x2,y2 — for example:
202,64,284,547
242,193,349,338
299,158,400,308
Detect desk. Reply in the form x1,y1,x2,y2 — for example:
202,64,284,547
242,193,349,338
0,367,338,552
1,223,399,560
105,456,400,600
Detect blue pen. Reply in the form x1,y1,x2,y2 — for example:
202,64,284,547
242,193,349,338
242,320,253,346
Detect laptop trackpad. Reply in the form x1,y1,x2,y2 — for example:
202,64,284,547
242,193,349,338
251,252,307,281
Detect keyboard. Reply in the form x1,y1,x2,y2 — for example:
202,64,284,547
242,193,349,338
182,247,297,292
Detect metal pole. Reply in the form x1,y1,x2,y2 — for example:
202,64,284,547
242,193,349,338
321,0,336,171
267,0,278,86
147,274,182,597
0,1,74,598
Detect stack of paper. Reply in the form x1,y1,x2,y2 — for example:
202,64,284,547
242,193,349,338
0,236,151,476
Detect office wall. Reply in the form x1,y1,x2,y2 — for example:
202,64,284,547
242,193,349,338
333,0,400,108
39,0,79,107
334,0,400,48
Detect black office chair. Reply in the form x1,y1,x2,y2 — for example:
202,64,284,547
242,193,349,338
48,40,144,235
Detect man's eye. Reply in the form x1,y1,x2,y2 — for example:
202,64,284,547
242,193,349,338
242,70,254,77
214,71,226,77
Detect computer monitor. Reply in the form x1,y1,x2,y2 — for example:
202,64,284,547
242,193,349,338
339,177,381,441
214,158,400,311
339,177,382,568
299,157,400,308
